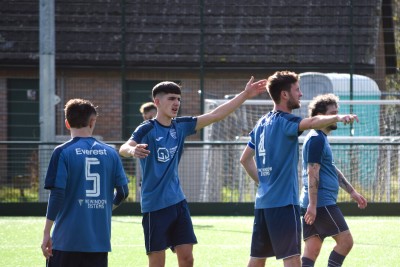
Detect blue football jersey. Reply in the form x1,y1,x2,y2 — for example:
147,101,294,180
131,117,197,213
248,111,302,209
300,130,339,208
44,137,129,252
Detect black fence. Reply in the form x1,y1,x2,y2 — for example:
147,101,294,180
1,141,399,204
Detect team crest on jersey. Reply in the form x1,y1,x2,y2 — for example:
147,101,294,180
78,199,84,206
170,128,177,139
157,147,170,162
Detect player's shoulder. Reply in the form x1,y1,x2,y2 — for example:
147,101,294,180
54,138,80,153
273,111,302,123
92,139,116,150
136,119,156,134
307,130,326,143
173,116,196,124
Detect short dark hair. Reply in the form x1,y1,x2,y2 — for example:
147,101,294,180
308,93,339,117
266,71,299,103
64,98,97,128
139,102,156,114
152,81,181,99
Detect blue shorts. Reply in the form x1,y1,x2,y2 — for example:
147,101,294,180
250,205,301,260
142,199,197,254
46,250,108,267
302,204,349,241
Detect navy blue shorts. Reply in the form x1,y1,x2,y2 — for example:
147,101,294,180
302,204,349,241
142,199,197,254
46,250,108,267
250,205,301,260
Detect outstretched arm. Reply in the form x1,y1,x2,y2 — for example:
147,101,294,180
336,167,367,209
299,114,359,132
119,139,150,159
240,146,259,185
195,77,267,131
305,162,320,225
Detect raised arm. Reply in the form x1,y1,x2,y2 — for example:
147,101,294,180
336,167,367,209
195,77,267,131
240,146,259,185
299,114,359,132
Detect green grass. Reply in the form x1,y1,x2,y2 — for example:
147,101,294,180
0,216,399,267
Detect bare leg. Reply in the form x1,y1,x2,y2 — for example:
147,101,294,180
332,230,353,256
175,244,194,267
303,236,323,261
283,255,301,267
148,250,166,267
247,257,266,267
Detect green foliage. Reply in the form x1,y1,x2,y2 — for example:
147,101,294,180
0,185,39,203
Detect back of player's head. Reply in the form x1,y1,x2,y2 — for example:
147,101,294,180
152,81,181,99
266,71,299,103
64,98,98,128
139,102,156,114
308,93,339,117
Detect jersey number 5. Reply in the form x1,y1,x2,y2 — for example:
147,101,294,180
85,157,100,197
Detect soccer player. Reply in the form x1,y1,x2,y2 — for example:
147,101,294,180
41,98,129,267
300,94,367,267
119,77,267,267
240,71,359,267
140,101,157,120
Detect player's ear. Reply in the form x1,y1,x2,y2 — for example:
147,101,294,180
89,116,96,129
65,119,71,130
281,90,288,100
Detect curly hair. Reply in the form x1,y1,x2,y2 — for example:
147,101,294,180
308,93,339,117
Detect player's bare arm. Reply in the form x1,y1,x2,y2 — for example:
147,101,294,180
119,140,150,158
305,162,320,225
41,219,54,259
299,114,359,132
335,167,355,194
240,146,259,185
195,77,267,131
336,167,368,209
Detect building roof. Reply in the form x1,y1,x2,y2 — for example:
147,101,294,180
0,0,396,73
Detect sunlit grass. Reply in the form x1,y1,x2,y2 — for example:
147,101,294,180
0,216,399,267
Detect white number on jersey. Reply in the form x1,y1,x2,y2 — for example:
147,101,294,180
85,157,100,197
258,128,266,164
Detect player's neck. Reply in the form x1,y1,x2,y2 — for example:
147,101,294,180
273,103,292,113
321,128,331,135
155,114,172,127
70,128,93,138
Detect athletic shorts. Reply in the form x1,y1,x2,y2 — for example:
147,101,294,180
250,205,301,260
142,199,198,254
302,204,349,241
46,250,108,267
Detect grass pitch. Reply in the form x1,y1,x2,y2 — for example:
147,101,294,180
1,216,399,267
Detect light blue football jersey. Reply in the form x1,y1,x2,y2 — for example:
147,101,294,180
44,137,128,252
248,111,302,209
300,130,339,208
131,117,197,213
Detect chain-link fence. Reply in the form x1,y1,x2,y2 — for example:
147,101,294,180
0,141,399,204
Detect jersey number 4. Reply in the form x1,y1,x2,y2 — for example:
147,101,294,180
85,157,100,197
